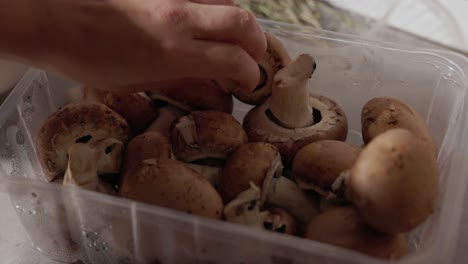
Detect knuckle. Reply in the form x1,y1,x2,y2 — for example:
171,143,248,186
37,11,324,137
161,6,188,28
233,9,255,29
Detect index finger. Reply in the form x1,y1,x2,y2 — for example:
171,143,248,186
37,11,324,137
187,3,267,63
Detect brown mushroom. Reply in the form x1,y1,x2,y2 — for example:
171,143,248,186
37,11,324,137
84,87,158,134
229,32,291,105
223,182,296,235
37,101,130,181
63,138,122,194
119,158,223,220
361,96,436,156
171,110,248,162
346,128,439,234
293,140,361,203
221,142,319,224
119,105,182,190
243,54,348,165
304,206,408,260
147,79,233,113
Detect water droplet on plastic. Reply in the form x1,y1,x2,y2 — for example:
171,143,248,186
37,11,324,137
87,244,93,248
15,130,24,145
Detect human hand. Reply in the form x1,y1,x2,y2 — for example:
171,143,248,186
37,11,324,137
6,0,267,93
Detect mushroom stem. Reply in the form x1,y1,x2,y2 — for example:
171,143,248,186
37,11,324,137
269,54,316,128
295,171,350,210
145,105,185,137
187,164,222,189
63,144,99,191
265,176,320,224
63,139,121,194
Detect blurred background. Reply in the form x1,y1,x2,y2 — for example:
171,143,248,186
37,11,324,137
235,0,468,53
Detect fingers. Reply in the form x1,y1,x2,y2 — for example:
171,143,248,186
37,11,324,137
175,40,260,92
190,0,234,5
186,3,267,63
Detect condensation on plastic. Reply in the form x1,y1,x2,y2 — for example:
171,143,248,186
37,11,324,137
1,19,468,264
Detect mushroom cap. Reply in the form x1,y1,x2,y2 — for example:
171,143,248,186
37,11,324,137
243,94,348,165
37,101,129,181
293,140,361,192
171,110,248,162
231,32,291,105
361,96,436,156
84,87,158,134
147,79,233,113
304,206,408,260
346,128,439,234
120,132,171,185
220,142,281,203
119,158,223,220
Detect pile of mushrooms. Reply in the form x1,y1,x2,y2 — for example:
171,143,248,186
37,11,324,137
36,33,439,260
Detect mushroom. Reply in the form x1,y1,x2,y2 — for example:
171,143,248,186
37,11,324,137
119,105,180,190
37,101,130,181
243,54,348,165
361,96,436,156
170,110,248,187
224,182,296,235
62,138,123,194
171,110,248,162
119,158,223,220
293,140,361,204
346,128,439,234
83,87,158,134
220,142,319,224
147,79,233,113
229,32,291,105
304,206,408,260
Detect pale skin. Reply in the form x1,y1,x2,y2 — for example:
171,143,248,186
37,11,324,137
0,0,267,93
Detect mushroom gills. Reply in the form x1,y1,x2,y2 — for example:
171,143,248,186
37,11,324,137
224,182,296,235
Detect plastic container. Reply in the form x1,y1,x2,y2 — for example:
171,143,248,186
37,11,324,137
1,19,468,264
328,0,467,51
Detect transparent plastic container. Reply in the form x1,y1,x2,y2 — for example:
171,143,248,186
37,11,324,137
328,0,467,50
1,19,468,264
